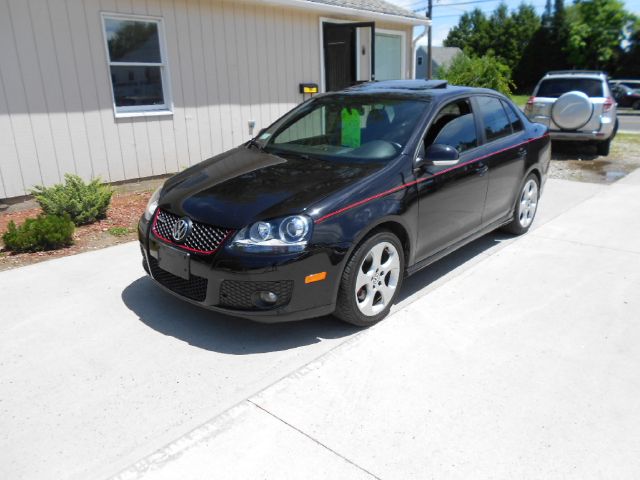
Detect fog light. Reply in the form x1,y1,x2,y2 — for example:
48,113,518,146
258,291,278,305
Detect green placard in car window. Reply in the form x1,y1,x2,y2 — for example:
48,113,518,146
341,108,361,148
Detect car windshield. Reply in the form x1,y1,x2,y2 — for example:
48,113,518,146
260,95,430,162
536,78,604,98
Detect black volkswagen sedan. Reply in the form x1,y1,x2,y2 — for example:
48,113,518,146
139,80,550,326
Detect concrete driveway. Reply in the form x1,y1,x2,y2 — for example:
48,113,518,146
1,173,639,480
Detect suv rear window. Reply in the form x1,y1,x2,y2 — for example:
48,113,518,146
537,78,604,98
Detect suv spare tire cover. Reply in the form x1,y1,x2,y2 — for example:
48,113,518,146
551,91,593,130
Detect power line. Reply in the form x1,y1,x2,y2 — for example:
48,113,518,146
404,0,505,10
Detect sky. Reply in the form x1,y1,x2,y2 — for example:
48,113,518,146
388,0,640,47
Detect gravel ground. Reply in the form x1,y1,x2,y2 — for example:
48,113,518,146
548,133,640,184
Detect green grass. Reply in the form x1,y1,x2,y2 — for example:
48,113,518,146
510,94,529,108
616,133,640,145
107,226,131,237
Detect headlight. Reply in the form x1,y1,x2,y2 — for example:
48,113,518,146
144,186,162,221
229,215,312,253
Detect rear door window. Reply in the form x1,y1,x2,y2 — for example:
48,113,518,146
536,78,604,98
501,100,523,133
476,96,512,142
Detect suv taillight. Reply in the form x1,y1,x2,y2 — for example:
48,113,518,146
524,96,535,115
603,97,614,113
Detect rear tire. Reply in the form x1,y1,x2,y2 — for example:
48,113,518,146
502,174,540,235
334,231,404,327
596,139,611,156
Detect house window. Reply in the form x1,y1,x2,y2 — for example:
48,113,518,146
417,56,423,66
102,14,171,116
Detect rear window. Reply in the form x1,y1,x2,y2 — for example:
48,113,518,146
536,78,604,98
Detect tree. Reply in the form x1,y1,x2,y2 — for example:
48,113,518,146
445,3,541,92
515,0,570,91
437,53,514,95
565,0,635,69
443,8,491,56
491,4,540,70
615,20,640,77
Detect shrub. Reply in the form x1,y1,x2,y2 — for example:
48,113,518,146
31,174,114,226
2,215,75,252
437,53,515,96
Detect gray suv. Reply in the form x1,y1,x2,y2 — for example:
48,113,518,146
524,71,617,156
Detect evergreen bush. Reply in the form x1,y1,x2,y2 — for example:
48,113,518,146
2,215,75,252
31,174,114,226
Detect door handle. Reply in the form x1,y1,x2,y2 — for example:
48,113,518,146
517,147,527,157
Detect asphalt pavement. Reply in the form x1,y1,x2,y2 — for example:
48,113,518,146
617,110,640,133
1,173,639,480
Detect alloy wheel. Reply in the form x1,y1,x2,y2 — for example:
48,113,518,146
354,241,401,316
518,179,538,229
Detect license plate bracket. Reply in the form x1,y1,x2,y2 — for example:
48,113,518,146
158,245,190,280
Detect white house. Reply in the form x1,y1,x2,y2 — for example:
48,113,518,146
0,0,429,200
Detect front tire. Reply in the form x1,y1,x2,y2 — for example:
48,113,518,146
502,174,540,235
334,231,404,327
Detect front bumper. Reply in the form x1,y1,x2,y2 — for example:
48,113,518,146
139,217,343,322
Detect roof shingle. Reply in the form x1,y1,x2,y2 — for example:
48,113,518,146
303,0,425,20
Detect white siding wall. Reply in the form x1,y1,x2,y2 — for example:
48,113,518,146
0,0,413,199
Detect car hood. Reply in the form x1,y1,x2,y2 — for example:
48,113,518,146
158,146,385,229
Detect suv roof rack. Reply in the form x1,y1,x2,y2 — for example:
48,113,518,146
546,70,606,76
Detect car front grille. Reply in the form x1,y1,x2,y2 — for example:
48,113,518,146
148,255,208,302
152,209,233,254
219,280,294,310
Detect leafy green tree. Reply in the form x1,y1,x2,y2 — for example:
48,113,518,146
490,3,540,70
515,0,569,91
566,0,635,69
443,8,491,55
619,25,640,76
437,53,514,95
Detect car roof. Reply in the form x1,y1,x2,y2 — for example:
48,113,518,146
333,79,506,100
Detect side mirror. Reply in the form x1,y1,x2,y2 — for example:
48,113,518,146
425,144,459,167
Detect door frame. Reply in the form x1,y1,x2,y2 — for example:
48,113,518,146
319,17,375,92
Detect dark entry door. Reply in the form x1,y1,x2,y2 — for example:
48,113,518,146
323,22,375,92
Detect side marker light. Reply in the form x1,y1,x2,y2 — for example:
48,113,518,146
305,272,327,284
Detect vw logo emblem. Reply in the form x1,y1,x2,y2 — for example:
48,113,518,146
171,217,192,243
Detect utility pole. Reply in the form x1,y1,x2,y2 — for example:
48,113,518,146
427,0,433,79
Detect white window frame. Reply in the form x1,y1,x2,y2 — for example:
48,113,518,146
101,12,173,118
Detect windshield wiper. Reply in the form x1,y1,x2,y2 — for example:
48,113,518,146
272,150,312,161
